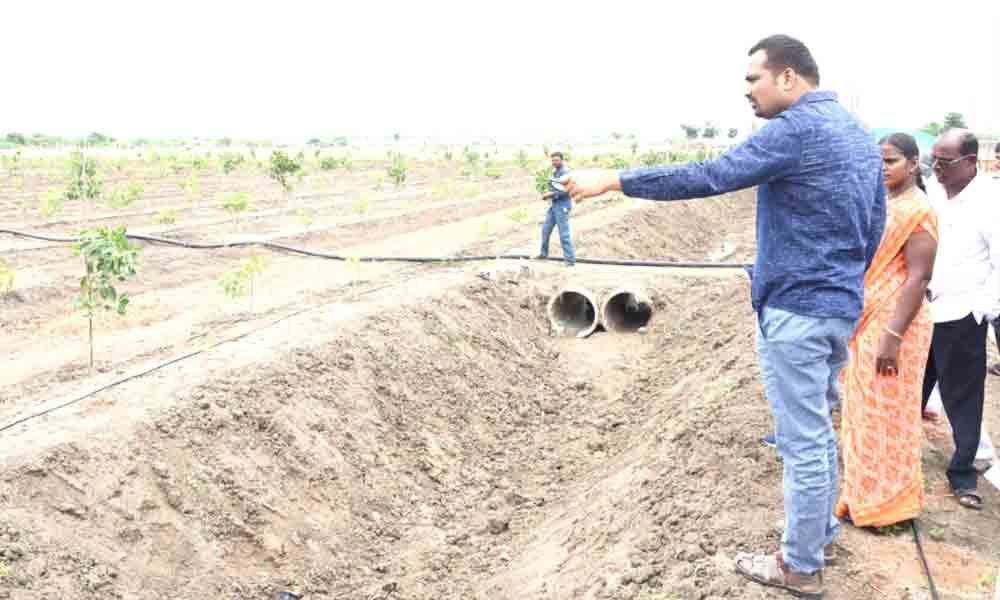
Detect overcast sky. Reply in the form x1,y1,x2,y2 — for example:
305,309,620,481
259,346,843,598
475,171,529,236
4,1,998,142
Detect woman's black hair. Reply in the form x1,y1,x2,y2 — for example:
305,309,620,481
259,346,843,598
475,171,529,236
878,133,925,193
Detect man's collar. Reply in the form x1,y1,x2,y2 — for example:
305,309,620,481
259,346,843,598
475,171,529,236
945,171,984,202
792,89,837,107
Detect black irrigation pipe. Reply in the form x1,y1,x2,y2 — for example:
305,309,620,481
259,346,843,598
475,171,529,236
911,520,941,600
0,226,749,433
0,229,752,269
0,287,358,435
0,349,204,434
1,228,945,599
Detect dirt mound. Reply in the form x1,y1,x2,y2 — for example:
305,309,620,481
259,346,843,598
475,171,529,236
8,191,986,600
0,193,752,599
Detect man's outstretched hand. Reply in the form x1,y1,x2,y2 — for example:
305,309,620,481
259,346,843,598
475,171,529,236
559,169,623,203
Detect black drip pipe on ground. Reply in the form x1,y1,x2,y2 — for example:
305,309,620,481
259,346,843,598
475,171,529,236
0,229,750,269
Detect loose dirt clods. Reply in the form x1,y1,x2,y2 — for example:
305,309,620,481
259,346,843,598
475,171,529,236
1,166,997,599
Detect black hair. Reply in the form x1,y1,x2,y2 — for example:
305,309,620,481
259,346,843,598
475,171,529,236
748,35,820,86
879,132,925,193
995,141,1000,153
550,152,564,160
957,131,979,158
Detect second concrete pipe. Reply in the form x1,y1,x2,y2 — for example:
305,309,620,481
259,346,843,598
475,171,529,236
600,287,653,333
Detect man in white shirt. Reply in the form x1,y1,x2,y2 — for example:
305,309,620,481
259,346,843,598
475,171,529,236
921,130,1000,510
991,142,1000,376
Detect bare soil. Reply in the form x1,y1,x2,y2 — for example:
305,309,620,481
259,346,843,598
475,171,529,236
1,161,998,599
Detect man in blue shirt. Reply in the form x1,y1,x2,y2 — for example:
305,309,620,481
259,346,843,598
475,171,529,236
537,152,576,267
562,35,885,597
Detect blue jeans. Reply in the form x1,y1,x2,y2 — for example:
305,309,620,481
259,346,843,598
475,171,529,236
756,306,854,575
539,199,575,264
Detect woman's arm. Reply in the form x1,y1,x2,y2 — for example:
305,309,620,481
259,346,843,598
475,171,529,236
890,230,937,333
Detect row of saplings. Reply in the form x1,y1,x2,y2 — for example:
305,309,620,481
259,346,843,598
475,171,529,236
5,225,266,373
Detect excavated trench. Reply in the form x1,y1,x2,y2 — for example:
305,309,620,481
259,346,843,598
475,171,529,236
2,193,887,600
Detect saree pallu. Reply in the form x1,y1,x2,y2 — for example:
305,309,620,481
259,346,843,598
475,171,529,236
835,187,938,527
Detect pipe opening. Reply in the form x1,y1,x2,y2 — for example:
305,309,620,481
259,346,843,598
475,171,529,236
547,288,599,338
602,291,652,333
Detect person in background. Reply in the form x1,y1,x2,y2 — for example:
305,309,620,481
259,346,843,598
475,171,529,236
990,142,1000,376
560,34,885,599
536,152,576,267
920,129,1000,510
836,133,938,527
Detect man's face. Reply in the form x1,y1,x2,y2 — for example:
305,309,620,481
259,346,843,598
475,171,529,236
745,50,790,119
994,150,1000,171
551,156,563,170
931,137,976,189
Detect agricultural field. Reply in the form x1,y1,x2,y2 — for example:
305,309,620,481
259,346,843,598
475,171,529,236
0,144,997,599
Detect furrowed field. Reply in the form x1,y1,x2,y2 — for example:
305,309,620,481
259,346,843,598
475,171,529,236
0,141,997,599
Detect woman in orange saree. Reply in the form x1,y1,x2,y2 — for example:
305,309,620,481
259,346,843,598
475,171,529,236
836,133,939,527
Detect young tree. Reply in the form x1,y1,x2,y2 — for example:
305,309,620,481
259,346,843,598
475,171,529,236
38,188,64,217
220,152,245,174
681,124,700,139
86,132,115,146
221,192,250,230
463,147,480,171
268,150,301,189
942,112,967,131
727,128,739,139
515,149,530,170
640,150,667,167
921,122,942,136
106,182,144,209
534,167,552,194
268,150,302,212
74,226,140,372
702,123,719,139
154,208,177,225
65,148,102,219
219,255,268,314
387,152,407,186
0,258,15,294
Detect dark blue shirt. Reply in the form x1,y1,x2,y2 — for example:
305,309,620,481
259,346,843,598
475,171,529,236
620,91,885,321
550,164,570,203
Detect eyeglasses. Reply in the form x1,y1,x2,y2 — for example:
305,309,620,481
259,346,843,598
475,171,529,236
931,154,976,169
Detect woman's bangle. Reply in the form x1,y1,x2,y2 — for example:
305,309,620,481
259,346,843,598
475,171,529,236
885,326,904,340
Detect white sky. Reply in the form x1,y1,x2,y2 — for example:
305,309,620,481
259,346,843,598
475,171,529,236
3,1,998,142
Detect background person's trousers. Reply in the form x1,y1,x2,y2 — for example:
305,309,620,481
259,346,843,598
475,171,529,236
993,316,1000,355
756,306,854,575
921,313,989,491
539,199,575,265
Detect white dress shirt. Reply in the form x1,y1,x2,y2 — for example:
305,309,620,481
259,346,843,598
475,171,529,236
927,173,1000,323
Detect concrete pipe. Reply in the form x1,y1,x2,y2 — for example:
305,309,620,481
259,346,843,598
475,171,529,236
547,286,600,338
600,288,653,333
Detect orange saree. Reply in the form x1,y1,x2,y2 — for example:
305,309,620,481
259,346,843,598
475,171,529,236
835,187,938,527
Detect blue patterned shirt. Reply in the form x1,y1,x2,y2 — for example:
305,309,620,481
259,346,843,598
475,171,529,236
620,90,885,321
